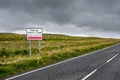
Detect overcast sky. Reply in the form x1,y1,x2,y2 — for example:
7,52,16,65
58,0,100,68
0,0,120,38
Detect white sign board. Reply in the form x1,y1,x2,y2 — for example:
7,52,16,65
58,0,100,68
26,28,43,40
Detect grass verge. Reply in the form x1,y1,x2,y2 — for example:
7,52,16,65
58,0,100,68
1,41,120,79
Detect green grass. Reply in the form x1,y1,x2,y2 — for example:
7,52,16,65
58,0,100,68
0,33,120,79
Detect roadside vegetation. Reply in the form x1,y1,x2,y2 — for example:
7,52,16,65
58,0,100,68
0,33,120,79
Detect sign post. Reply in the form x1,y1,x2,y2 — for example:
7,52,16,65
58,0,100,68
26,28,43,56
29,40,32,56
38,41,41,53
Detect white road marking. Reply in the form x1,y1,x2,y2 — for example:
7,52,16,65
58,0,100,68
81,69,97,80
81,53,119,80
6,43,120,80
81,52,119,80
106,54,118,63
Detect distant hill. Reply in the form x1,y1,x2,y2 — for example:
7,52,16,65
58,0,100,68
0,33,108,41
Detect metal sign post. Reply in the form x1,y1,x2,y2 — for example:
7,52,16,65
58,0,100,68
29,40,32,56
26,28,43,56
38,41,41,53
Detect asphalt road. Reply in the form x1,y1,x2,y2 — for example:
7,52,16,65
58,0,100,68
6,43,120,80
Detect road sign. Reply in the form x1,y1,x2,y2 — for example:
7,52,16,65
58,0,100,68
26,28,43,56
26,28,43,40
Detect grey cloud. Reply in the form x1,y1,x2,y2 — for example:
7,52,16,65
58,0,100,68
0,0,74,24
70,0,120,31
0,0,120,38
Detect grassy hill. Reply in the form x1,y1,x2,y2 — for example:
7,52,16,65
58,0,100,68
0,33,120,79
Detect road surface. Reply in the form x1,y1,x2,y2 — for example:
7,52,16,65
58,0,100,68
6,43,120,80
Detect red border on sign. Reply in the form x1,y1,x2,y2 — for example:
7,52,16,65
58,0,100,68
27,36,42,40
